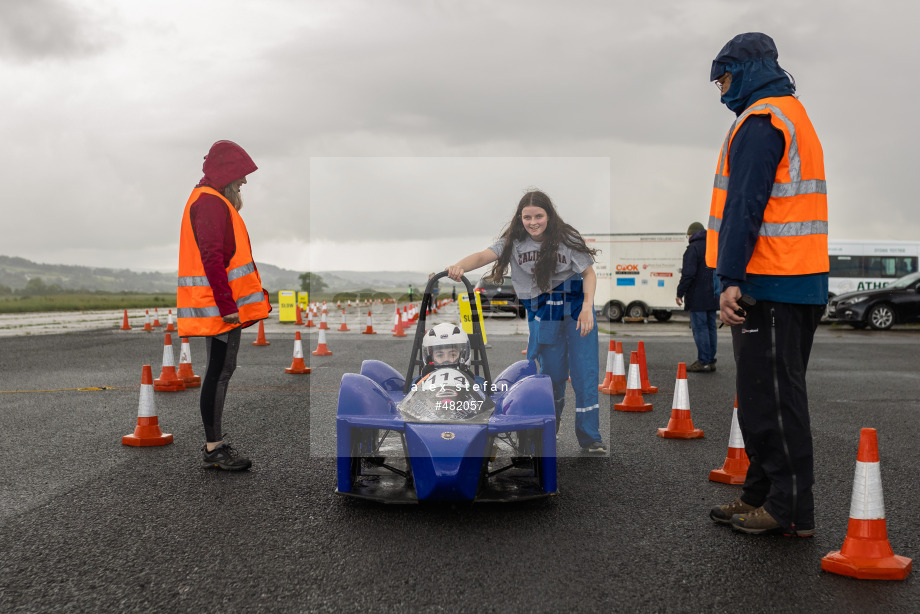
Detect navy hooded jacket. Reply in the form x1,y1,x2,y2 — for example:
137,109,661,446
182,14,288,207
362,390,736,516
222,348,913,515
677,230,719,312
711,33,828,305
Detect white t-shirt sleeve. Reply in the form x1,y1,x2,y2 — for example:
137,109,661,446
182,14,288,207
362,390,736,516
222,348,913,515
488,237,507,258
569,248,594,274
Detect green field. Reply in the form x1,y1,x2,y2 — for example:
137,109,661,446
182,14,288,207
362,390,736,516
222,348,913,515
0,293,177,313
0,284,452,314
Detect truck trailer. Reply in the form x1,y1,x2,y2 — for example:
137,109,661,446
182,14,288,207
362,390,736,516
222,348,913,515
585,233,687,322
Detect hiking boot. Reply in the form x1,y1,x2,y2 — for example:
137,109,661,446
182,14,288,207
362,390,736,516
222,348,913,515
687,361,712,373
731,506,815,537
202,442,252,471
709,497,757,525
582,441,608,454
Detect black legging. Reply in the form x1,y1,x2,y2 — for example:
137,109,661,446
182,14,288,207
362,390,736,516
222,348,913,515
200,328,241,442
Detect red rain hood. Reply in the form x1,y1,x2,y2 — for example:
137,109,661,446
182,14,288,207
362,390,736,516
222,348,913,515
200,140,257,189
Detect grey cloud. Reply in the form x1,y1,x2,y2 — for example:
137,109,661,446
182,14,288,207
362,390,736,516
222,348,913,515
0,0,109,61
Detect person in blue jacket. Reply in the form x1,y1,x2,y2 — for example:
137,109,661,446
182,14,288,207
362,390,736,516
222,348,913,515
446,189,607,453
676,221,720,372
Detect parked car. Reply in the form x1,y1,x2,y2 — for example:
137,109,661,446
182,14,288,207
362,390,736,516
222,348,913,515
825,271,920,330
475,275,525,318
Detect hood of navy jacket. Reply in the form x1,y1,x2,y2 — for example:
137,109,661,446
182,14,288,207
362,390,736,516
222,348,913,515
711,32,796,115
689,228,707,244
200,140,258,189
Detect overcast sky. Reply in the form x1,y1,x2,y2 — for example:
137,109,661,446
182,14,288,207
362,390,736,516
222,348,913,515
1,0,916,274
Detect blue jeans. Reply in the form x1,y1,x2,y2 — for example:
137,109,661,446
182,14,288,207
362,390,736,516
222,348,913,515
690,310,718,364
526,313,602,448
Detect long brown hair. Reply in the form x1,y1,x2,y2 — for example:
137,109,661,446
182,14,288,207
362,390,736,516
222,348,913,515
486,190,597,293
222,180,244,211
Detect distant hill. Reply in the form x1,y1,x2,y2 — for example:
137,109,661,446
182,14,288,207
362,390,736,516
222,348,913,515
0,255,429,294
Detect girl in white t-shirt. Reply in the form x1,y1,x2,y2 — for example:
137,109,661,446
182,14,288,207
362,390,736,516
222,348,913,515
446,189,606,454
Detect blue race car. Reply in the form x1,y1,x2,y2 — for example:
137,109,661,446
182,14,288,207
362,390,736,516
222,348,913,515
336,272,557,503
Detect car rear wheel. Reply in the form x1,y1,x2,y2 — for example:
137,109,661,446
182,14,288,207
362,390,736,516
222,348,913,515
867,304,895,330
652,310,672,322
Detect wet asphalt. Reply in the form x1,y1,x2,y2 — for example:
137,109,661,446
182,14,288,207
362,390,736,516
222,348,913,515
1,317,919,613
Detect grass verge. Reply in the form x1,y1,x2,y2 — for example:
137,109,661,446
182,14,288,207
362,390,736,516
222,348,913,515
0,293,176,313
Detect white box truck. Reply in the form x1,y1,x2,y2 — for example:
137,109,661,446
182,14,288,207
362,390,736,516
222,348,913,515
585,233,687,322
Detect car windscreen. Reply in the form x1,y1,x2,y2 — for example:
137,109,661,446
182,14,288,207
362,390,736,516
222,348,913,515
397,368,495,424
887,271,920,290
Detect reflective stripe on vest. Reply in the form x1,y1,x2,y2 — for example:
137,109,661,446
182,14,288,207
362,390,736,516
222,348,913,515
176,187,270,337
178,262,257,288
706,96,828,276
177,291,266,319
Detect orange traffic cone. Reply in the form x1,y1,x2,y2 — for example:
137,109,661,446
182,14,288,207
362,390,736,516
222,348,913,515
120,309,132,331
637,341,658,394
176,337,201,387
393,311,407,338
361,310,377,334
603,342,627,395
312,328,333,356
122,365,173,446
400,306,410,331
709,398,749,484
165,309,176,332
296,304,305,325
821,428,912,580
657,363,703,438
319,308,329,330
285,331,311,373
598,340,616,391
305,306,316,328
338,309,350,331
152,308,162,329
143,310,153,332
614,351,653,412
252,320,270,346
153,333,186,392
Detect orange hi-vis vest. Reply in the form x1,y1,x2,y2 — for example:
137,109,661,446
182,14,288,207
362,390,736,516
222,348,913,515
177,187,270,337
705,96,828,276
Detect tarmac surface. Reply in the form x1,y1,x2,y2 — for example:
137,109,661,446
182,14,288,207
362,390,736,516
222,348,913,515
1,303,919,612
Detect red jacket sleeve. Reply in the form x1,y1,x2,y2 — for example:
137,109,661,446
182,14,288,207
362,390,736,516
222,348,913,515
189,194,238,316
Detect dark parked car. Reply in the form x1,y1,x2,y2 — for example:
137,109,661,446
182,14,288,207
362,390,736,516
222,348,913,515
825,271,920,330
475,276,525,318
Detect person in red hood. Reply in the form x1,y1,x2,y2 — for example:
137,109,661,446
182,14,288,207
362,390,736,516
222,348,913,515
178,140,270,471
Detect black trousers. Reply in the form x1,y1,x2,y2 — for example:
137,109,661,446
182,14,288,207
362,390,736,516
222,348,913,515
200,328,241,443
731,301,823,531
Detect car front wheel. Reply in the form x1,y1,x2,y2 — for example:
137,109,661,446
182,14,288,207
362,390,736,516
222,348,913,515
867,304,895,330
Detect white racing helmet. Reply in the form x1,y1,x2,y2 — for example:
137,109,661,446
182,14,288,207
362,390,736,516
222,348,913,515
422,323,471,366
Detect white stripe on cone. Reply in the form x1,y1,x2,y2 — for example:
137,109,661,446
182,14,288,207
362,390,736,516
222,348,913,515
728,406,745,449
138,382,156,418
605,347,615,373
671,374,689,410
162,342,175,367
850,461,886,520
293,338,304,358
613,348,626,377
179,340,191,365
626,361,641,390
